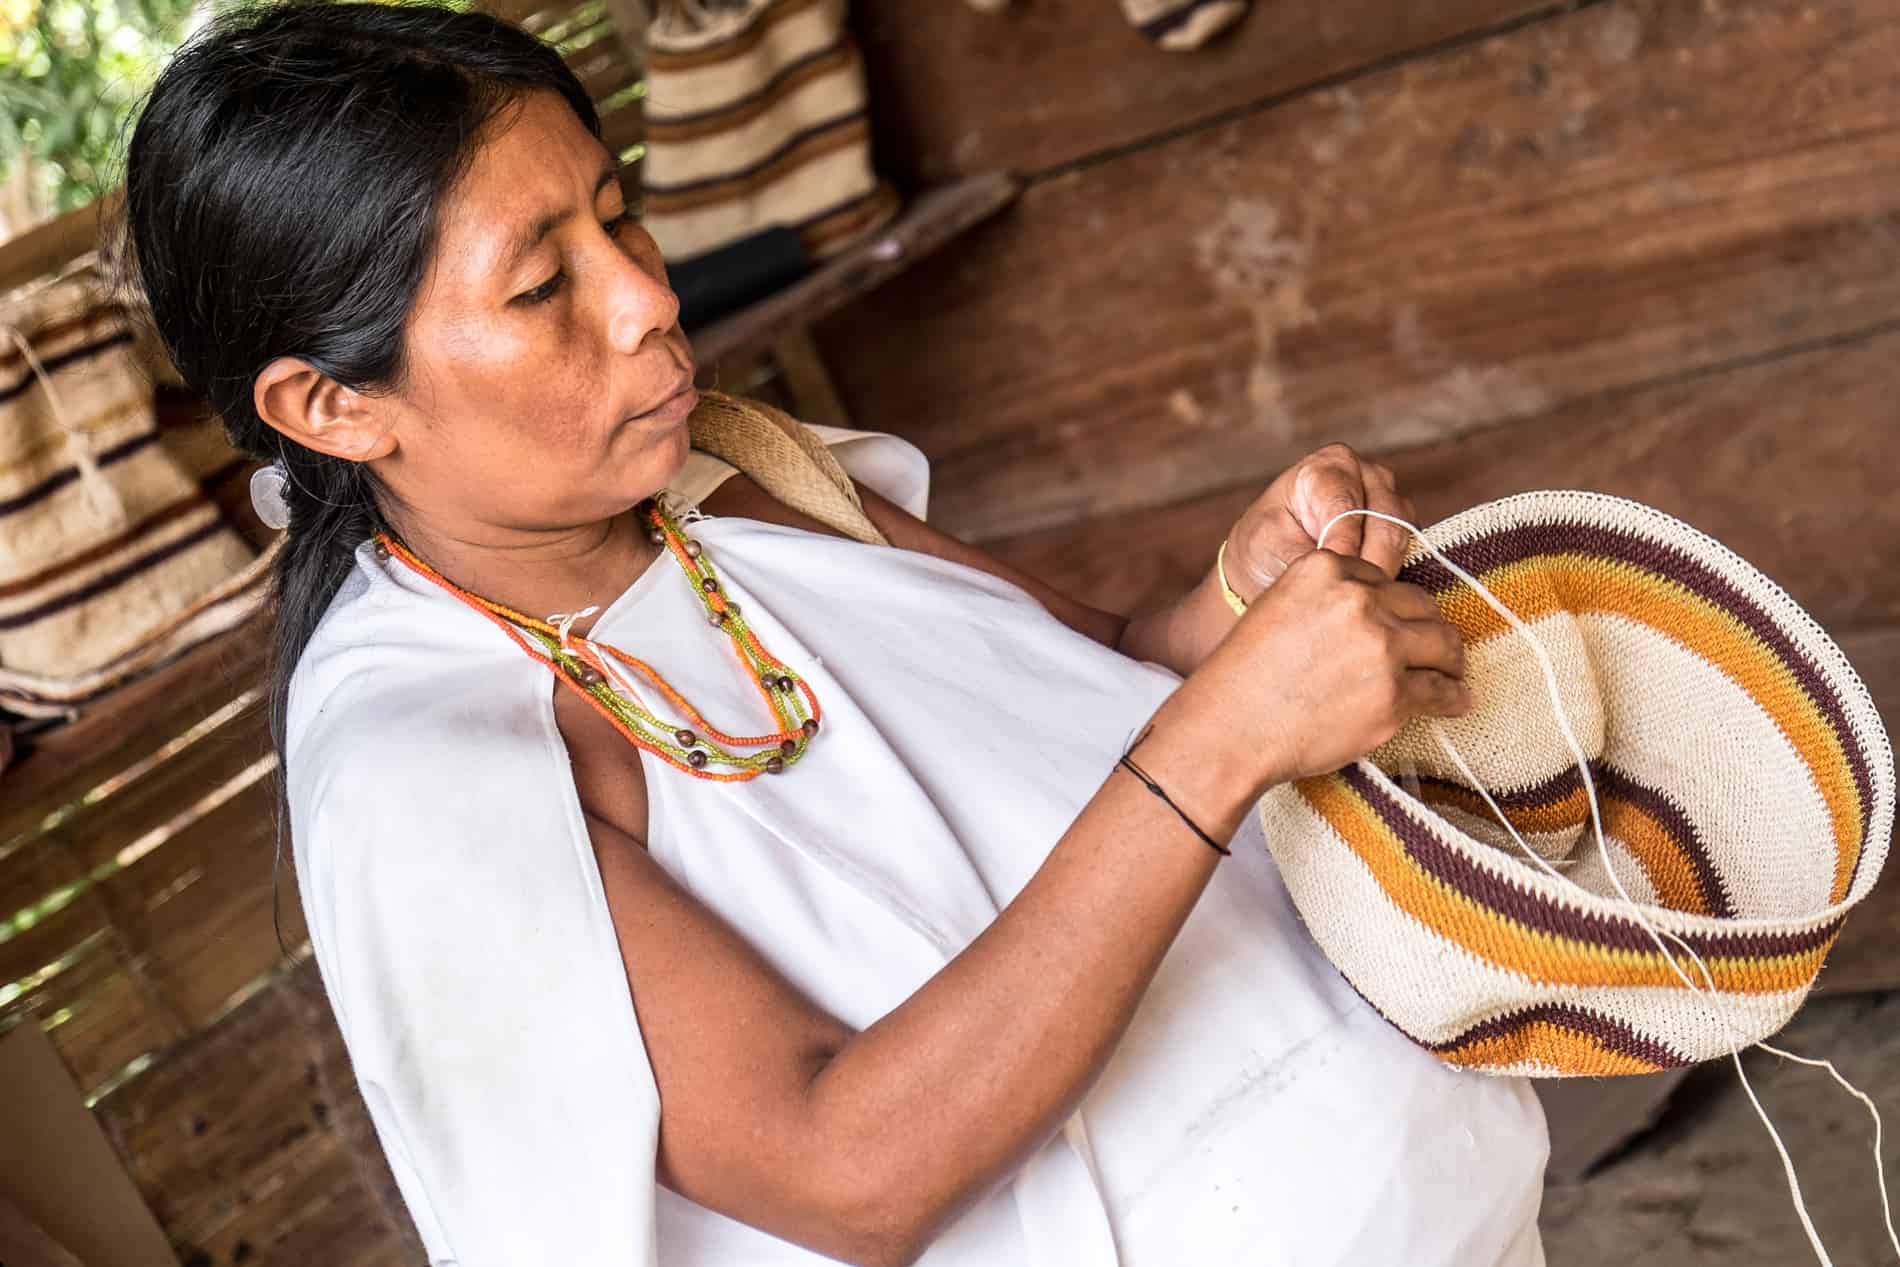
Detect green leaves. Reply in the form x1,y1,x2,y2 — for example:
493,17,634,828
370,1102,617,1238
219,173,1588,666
1,0,203,214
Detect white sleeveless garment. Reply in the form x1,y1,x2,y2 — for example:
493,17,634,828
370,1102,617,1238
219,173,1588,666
287,425,1550,1267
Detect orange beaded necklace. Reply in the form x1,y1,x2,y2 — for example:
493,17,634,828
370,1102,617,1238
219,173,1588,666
373,492,821,781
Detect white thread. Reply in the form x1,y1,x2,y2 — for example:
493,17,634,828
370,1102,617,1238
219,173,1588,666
548,605,600,653
591,644,657,713
2,322,129,530
1315,506,1898,1265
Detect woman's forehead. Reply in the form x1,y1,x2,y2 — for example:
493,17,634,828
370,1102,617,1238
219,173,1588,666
434,93,609,281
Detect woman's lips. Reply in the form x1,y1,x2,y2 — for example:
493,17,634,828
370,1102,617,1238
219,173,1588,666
631,378,698,425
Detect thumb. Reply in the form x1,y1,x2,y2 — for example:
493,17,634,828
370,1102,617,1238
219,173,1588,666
1296,473,1366,555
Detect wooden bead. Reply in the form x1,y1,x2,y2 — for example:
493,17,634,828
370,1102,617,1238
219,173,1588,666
779,738,797,757
701,577,719,593
775,675,794,692
687,750,708,769
707,610,726,626
725,600,740,615
373,541,390,560
675,728,695,746
571,663,605,688
764,756,785,774
802,718,819,736
648,528,666,544
683,540,702,558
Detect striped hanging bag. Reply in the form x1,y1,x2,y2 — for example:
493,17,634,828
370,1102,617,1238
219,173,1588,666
640,0,901,264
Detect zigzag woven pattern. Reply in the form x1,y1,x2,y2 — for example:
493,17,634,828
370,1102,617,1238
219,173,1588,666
1259,490,1895,1077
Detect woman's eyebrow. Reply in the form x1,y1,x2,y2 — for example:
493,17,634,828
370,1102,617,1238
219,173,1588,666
499,158,623,271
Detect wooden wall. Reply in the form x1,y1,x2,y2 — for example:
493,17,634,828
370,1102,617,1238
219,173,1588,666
821,0,1900,544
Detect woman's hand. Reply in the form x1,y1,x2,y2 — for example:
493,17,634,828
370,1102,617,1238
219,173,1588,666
1115,441,1424,679
1161,546,1471,800
1224,442,1418,599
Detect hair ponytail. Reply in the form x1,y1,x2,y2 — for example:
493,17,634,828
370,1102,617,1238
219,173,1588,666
110,0,602,957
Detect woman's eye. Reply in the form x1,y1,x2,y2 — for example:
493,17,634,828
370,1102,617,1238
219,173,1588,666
518,215,634,306
521,272,565,304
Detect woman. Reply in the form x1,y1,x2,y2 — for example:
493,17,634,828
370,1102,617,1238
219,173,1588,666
118,3,1549,1265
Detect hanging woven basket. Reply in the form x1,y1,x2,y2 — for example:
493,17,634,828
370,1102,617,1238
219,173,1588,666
1259,490,1895,1077
641,0,901,263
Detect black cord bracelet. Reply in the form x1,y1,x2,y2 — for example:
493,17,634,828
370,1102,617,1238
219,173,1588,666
1116,752,1232,857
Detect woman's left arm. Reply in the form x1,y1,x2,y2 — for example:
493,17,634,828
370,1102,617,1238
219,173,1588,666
853,440,1417,679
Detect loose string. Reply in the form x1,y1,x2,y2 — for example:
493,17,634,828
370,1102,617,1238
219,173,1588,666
1314,506,1898,1265
2,321,129,529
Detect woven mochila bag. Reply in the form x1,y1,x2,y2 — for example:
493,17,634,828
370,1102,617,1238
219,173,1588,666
1258,490,1894,1077
640,0,901,264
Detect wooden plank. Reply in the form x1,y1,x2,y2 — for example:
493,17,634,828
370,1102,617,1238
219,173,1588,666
818,0,1900,543
0,887,116,1010
694,170,1020,364
0,617,266,849
54,701,270,876
94,968,423,1267
0,1021,181,1267
40,948,189,1095
851,0,1553,185
105,779,306,1031
0,1193,88,1267
0,191,122,298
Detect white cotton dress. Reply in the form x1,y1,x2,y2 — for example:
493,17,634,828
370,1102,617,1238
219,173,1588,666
286,424,1550,1267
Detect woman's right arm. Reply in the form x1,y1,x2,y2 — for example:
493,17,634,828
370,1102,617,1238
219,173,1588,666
584,549,1470,1267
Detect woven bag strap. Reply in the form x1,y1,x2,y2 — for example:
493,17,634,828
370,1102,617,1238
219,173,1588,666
685,390,891,547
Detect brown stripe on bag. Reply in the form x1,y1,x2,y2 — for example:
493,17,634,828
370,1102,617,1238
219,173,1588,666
0,494,216,600
1401,519,1879,884
0,399,150,482
797,183,900,256
647,0,832,72
0,516,227,631
0,430,159,518
0,326,137,405
1431,1003,1691,1073
0,303,126,369
1339,762,1841,963
640,112,869,204
1410,761,1733,917
645,40,857,140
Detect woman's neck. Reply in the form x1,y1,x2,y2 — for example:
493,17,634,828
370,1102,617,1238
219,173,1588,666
388,506,665,640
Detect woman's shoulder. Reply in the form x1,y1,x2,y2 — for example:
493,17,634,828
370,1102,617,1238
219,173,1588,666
285,551,579,875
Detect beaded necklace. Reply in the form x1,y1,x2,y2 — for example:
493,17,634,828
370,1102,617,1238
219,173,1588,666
373,492,820,781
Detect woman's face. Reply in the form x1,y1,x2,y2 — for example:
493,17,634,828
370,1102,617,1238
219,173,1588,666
368,88,696,545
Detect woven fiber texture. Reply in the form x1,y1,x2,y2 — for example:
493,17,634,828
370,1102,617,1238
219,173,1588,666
1259,490,1895,1077
0,265,268,717
643,0,901,262
684,389,889,546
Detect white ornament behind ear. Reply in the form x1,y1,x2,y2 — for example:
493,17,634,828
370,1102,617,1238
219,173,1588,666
250,460,291,530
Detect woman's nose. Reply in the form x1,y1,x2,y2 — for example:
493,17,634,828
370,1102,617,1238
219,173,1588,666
604,239,680,355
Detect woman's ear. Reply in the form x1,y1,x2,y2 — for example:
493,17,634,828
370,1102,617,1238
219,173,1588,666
253,355,397,462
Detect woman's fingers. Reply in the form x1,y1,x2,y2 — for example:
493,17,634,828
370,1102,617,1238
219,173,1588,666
1359,463,1415,579
1391,613,1468,680
1294,447,1367,557
1402,668,1474,718
1380,581,1445,623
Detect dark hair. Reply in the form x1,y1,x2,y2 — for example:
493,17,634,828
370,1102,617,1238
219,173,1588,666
109,0,602,955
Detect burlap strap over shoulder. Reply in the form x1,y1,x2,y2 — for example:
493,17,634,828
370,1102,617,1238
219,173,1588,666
685,389,891,548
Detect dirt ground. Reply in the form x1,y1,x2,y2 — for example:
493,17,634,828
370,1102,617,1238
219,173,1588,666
1540,991,1900,1265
